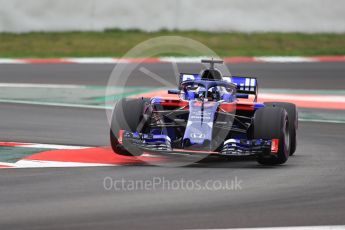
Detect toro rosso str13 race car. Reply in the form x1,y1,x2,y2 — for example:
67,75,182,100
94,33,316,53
110,59,298,165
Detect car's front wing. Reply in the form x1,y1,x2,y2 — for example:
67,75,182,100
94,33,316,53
119,131,278,157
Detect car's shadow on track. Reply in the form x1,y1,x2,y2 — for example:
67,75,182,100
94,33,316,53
188,156,291,169
131,155,293,169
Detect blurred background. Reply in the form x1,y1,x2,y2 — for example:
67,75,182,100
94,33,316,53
0,0,344,57
1,0,345,33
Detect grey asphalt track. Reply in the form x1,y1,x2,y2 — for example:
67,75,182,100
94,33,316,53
0,62,344,89
0,63,344,230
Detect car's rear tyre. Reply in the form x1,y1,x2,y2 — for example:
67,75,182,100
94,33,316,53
253,107,290,165
110,98,149,156
264,102,298,155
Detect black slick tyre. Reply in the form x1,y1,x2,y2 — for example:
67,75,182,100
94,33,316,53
110,98,148,156
253,107,290,165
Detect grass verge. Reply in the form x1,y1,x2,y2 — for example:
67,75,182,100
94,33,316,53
0,29,344,58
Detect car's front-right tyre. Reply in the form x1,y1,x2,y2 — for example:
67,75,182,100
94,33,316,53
110,98,148,156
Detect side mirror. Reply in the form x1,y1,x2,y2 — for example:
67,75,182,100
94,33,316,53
168,89,181,94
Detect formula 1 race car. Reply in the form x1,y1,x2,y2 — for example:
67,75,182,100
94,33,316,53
110,59,298,165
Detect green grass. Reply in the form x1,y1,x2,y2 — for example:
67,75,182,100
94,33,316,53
0,29,344,58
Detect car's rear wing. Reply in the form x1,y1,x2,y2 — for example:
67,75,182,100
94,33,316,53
179,74,258,98
224,76,258,96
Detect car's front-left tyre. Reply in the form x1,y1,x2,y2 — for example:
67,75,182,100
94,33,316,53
253,107,290,165
264,102,298,155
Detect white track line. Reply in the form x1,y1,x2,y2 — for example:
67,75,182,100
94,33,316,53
0,141,90,149
0,59,26,64
0,162,16,167
254,56,316,63
298,118,345,124
190,225,345,230
64,58,117,63
0,99,110,110
19,144,89,150
160,57,211,63
13,160,116,168
0,56,344,64
0,83,87,89
260,93,345,103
